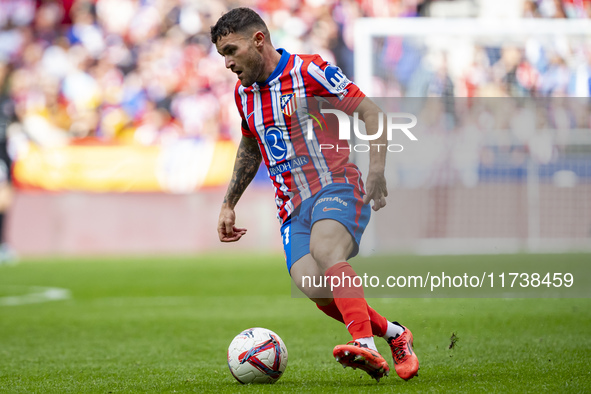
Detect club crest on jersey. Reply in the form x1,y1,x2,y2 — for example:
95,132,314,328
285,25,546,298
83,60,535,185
281,93,297,117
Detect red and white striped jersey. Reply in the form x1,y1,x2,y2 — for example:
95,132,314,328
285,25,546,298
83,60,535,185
234,49,366,223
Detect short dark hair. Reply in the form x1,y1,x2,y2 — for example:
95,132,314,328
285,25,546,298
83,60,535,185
210,7,269,44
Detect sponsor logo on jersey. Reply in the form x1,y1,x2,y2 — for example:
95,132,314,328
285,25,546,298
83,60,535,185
264,126,288,161
314,196,348,207
324,65,350,95
280,93,297,117
268,155,309,176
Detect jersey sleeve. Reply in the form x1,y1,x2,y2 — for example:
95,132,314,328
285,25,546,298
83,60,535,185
234,83,256,138
304,55,365,115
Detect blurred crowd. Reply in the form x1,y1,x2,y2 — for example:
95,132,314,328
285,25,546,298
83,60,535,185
0,0,590,149
524,0,591,18
0,0,426,147
373,0,591,98
373,37,591,98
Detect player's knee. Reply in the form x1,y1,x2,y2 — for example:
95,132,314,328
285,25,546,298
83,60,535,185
292,274,331,299
310,220,355,270
310,236,353,270
310,244,348,272
302,285,331,300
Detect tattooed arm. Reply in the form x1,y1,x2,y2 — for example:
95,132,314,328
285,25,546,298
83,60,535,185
218,135,262,242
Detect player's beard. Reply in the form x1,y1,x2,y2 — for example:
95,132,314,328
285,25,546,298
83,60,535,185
239,49,265,87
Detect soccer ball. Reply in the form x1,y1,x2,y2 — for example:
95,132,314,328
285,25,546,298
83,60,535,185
227,327,288,384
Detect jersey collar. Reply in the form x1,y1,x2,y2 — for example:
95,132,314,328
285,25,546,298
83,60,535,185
259,48,290,87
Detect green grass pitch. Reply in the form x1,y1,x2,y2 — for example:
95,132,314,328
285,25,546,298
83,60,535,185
0,253,589,393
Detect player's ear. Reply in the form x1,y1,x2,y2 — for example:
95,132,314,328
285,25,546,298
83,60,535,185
253,31,266,49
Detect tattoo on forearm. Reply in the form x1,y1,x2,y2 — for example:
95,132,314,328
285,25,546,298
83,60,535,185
224,136,262,208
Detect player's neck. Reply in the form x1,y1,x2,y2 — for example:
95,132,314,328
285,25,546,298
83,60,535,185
257,46,282,84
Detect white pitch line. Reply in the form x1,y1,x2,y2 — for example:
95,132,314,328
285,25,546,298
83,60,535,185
0,286,71,306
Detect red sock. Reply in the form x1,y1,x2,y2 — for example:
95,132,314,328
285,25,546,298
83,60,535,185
317,300,388,337
368,306,388,337
317,300,344,323
325,262,372,340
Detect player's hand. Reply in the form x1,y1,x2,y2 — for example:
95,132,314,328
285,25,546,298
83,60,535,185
218,206,247,242
363,171,388,211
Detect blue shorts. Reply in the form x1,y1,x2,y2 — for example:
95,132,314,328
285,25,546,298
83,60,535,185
280,183,371,274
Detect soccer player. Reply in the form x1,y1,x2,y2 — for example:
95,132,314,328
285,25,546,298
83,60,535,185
211,8,418,382
0,62,16,265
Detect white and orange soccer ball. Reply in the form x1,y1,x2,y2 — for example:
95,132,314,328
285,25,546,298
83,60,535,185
227,327,288,384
